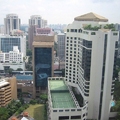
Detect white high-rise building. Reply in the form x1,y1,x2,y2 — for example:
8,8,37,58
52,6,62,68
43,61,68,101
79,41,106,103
65,12,119,120
29,15,47,28
29,15,42,28
4,14,21,34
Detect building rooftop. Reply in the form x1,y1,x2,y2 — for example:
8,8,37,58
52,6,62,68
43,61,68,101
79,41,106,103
16,75,33,81
32,41,54,47
50,80,68,91
74,12,108,22
0,79,9,87
49,80,76,108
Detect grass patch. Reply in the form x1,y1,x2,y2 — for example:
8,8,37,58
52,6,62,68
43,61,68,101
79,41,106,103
24,104,44,120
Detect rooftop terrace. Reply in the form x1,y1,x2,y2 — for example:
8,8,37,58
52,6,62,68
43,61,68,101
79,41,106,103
49,79,76,108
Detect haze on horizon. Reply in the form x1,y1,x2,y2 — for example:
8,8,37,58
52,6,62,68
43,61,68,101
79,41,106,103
0,0,120,25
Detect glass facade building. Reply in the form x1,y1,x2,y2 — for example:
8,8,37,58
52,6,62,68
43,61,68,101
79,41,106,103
1,38,21,52
34,48,52,87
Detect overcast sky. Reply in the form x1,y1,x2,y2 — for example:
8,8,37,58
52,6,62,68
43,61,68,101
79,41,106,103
0,0,120,24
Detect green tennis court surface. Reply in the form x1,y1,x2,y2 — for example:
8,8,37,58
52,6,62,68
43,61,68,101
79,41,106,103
49,80,76,108
50,80,68,91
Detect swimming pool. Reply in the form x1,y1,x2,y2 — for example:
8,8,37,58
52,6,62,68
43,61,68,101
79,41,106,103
111,101,115,107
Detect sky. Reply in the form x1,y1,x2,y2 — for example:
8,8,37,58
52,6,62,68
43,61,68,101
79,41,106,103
0,0,120,25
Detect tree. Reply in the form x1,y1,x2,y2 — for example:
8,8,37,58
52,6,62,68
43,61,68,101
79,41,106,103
16,68,23,71
26,49,32,56
40,93,48,102
0,107,9,120
8,68,14,74
28,56,32,64
29,99,37,105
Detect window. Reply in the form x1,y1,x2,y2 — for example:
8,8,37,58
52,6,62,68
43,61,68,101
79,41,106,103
59,116,69,120
67,29,69,32
59,110,63,112
53,110,57,112
75,29,77,32
113,33,118,35
91,32,96,35
83,114,86,117
65,109,69,112
71,29,74,32
71,109,75,111
71,116,81,119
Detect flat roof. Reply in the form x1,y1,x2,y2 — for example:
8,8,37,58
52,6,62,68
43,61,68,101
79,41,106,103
16,75,33,80
50,80,68,91
32,41,54,46
49,80,76,108
0,80,9,87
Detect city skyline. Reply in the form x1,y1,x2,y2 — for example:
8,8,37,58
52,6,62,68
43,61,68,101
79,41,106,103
0,0,120,24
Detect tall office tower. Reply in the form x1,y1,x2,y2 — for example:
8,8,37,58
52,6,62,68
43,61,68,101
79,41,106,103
32,35,54,98
4,14,21,34
28,25,38,49
42,19,47,28
65,12,119,120
0,25,4,34
29,15,42,28
28,15,48,49
57,33,66,61
0,35,26,57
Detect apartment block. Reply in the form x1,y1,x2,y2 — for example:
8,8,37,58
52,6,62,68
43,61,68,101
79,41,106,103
0,77,17,107
4,14,21,34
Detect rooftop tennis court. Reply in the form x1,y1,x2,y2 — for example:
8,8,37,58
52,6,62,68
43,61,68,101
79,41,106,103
49,80,76,108
49,80,68,91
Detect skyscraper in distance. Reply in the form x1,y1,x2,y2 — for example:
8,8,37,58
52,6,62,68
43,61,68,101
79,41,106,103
4,14,21,34
28,15,48,49
57,33,66,61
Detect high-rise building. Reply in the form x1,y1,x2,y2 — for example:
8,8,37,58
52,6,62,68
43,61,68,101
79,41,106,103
32,35,54,98
0,35,26,57
115,24,120,57
4,14,21,34
42,19,47,28
57,33,66,61
28,25,38,49
29,15,42,28
0,77,17,107
28,15,48,49
0,25,4,34
64,12,119,120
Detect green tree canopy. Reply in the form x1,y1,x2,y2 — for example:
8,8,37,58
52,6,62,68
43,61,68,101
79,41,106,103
16,68,23,71
26,49,32,56
40,94,48,102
